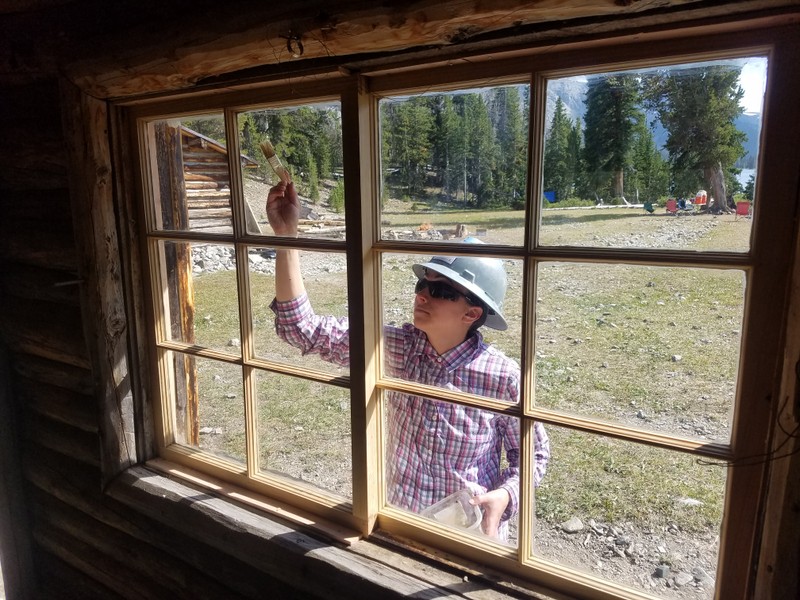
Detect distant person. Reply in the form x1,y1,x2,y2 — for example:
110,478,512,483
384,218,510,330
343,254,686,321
266,181,550,540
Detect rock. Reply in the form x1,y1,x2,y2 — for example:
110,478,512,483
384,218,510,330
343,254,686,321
677,497,703,507
654,564,670,578
228,338,241,347
693,566,715,586
560,516,584,533
674,572,694,587
671,354,682,362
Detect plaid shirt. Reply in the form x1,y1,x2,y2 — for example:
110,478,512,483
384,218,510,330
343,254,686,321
272,293,550,536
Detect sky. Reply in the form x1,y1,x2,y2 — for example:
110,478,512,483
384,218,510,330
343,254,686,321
739,56,768,114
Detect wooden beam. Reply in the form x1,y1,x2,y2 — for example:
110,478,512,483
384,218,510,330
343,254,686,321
1,1,795,97
108,466,531,599
60,77,138,481
754,94,800,599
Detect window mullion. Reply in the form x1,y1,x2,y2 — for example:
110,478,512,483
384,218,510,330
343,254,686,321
340,78,381,535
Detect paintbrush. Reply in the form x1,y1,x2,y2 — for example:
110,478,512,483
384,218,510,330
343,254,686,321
259,139,292,184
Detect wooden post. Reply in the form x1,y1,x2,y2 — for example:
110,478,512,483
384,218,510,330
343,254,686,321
154,123,199,446
60,77,138,482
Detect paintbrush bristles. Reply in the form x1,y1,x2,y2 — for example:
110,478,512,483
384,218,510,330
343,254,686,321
259,140,291,183
259,140,276,159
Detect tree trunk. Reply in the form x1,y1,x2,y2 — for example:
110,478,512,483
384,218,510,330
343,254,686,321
613,168,624,198
705,162,729,213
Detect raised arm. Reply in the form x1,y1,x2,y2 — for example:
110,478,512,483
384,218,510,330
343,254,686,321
266,182,305,302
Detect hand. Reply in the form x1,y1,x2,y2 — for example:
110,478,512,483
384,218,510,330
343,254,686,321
470,489,510,538
266,182,299,237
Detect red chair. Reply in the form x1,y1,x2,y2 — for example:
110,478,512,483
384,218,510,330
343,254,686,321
666,199,678,215
735,201,751,220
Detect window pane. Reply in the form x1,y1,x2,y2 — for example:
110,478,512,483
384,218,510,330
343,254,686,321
167,350,246,465
534,426,723,598
381,251,523,398
159,241,242,356
256,370,351,499
384,393,520,547
535,263,743,443
238,102,345,239
379,85,529,245
540,56,766,252
146,114,234,235
250,247,349,376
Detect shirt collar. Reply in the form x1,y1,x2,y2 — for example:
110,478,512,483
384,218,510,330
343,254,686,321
411,327,484,371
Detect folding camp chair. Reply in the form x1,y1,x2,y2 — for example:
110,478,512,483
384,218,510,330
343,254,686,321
735,201,751,220
665,199,678,215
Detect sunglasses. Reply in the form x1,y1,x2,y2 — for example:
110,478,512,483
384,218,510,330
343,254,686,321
415,278,478,305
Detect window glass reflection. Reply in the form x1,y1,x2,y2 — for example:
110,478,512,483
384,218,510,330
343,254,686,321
147,114,234,235
535,263,743,443
534,426,724,598
540,56,766,252
238,102,345,239
379,84,530,245
168,351,246,465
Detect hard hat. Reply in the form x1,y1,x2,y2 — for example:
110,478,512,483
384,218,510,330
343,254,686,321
412,237,508,331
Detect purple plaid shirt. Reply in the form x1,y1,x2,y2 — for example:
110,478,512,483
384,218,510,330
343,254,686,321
272,293,550,536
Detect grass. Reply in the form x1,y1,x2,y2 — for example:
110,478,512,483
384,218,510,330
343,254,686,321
182,206,752,538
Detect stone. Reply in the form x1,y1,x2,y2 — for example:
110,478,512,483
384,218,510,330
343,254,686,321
560,516,584,533
674,572,694,587
654,565,670,578
692,566,715,586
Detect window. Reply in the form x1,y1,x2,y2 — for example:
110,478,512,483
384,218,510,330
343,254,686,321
128,31,792,599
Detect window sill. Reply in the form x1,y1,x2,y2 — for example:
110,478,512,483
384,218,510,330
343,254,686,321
107,463,562,599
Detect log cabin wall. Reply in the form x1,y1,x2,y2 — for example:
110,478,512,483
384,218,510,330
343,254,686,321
181,128,259,233
0,2,798,599
0,76,298,600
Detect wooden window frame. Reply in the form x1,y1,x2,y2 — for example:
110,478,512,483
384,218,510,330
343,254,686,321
117,22,800,600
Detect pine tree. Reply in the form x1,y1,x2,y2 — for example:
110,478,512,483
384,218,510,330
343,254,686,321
442,95,467,203
568,118,586,201
583,73,642,203
644,64,745,212
490,86,527,209
381,97,434,196
543,97,574,202
627,114,669,204
462,93,496,208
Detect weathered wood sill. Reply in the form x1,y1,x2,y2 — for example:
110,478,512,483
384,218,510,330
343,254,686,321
107,465,561,600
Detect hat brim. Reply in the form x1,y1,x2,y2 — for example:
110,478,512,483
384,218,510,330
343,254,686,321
412,262,508,331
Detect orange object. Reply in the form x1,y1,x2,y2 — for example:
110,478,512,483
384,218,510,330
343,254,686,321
694,190,707,211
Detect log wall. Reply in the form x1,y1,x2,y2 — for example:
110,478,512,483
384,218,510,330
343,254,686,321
0,78,328,599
